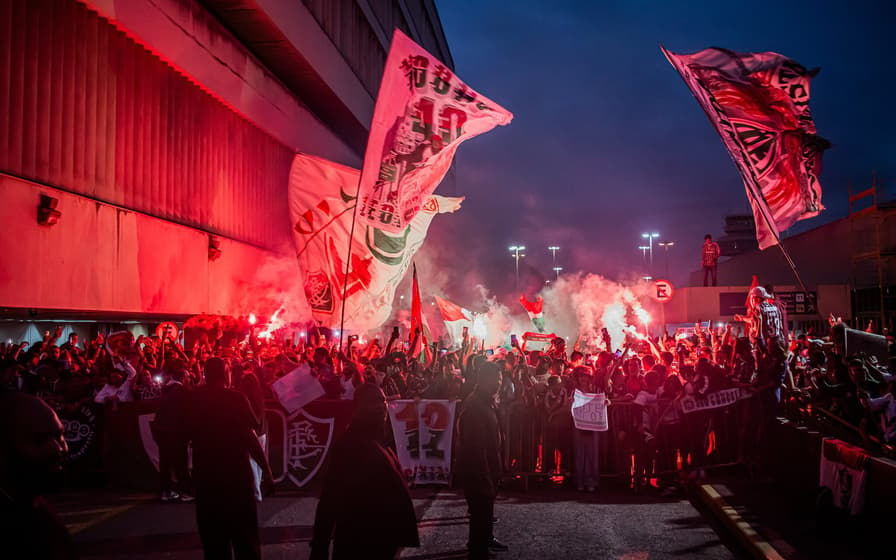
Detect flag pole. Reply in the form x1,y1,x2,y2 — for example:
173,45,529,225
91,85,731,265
337,177,363,351
659,45,818,315
744,185,820,319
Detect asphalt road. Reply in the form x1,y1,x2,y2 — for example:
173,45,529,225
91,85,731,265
56,481,740,560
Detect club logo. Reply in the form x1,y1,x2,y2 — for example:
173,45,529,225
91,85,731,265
59,405,97,462
304,270,334,313
284,409,334,488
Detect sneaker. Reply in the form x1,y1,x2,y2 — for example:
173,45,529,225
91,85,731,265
179,493,195,503
160,491,180,502
487,538,509,552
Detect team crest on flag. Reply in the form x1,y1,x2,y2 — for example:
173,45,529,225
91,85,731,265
662,46,829,249
284,409,334,488
304,270,334,313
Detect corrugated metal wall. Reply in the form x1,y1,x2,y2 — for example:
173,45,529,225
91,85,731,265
0,0,293,249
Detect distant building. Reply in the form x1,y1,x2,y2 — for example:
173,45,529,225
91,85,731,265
687,181,896,332
716,214,759,256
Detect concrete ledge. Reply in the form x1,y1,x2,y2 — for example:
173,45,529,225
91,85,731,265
695,483,786,560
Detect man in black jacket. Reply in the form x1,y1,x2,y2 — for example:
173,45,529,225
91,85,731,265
311,384,419,559
187,358,273,560
457,362,507,559
152,365,192,502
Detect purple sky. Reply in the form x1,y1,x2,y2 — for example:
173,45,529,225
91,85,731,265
424,0,894,302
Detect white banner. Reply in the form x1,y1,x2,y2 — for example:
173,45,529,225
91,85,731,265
271,363,325,414
357,29,512,234
289,153,462,332
388,399,456,485
571,390,608,432
680,387,750,414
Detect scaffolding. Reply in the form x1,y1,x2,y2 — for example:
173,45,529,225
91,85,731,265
849,178,896,332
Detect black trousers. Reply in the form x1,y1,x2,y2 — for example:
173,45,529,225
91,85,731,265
156,431,190,494
195,494,260,560
703,265,717,286
464,491,494,560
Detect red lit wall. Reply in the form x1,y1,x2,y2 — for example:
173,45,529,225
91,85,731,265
0,0,293,249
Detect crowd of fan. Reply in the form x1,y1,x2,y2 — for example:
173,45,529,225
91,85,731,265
1,316,894,489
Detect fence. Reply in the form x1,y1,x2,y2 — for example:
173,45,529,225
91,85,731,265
52,390,767,492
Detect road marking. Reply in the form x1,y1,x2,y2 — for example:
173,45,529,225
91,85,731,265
699,484,785,560
66,497,151,536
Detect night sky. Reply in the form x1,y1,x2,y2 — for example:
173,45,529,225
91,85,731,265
423,0,894,304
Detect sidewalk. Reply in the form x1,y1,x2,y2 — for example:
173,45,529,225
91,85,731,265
693,469,880,560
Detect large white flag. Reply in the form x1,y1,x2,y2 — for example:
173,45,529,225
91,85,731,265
357,29,512,234
289,153,462,332
662,46,828,249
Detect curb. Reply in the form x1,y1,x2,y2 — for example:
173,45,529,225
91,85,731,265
695,483,786,560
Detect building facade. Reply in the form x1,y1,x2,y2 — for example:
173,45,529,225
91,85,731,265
0,0,453,336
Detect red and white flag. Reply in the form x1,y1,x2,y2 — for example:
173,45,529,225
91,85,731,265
662,47,829,249
289,153,462,332
519,294,546,333
409,265,432,361
434,295,473,346
357,29,512,234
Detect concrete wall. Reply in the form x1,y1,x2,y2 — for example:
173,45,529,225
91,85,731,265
663,284,851,324
0,174,290,317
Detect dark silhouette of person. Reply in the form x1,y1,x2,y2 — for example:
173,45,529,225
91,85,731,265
457,362,507,559
152,365,193,502
0,390,76,559
310,384,419,559
186,358,273,560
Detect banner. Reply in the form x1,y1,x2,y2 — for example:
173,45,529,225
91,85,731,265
519,295,545,332
357,29,512,234
662,47,828,249
680,387,750,414
434,295,473,346
571,390,608,431
289,153,462,332
820,438,868,515
388,399,456,484
271,363,325,414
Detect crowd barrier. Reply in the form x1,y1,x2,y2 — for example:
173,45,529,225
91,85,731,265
52,389,773,491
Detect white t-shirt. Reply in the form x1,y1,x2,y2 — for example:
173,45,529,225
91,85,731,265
94,370,135,403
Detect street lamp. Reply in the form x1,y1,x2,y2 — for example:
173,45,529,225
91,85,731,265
657,240,675,278
638,245,650,262
547,246,560,266
509,245,526,292
552,266,563,280
641,232,660,268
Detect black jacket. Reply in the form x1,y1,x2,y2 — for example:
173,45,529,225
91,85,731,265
456,390,502,497
311,422,419,558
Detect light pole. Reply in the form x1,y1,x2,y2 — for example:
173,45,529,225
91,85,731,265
552,266,563,280
641,232,659,268
638,245,650,263
657,240,674,278
509,245,526,292
548,245,560,266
